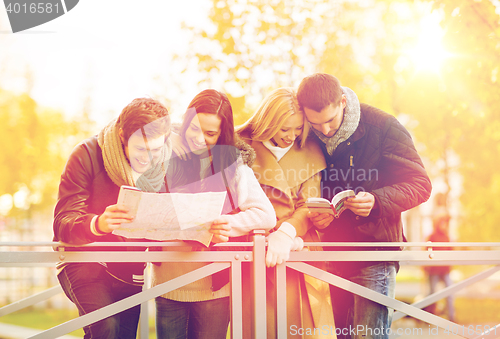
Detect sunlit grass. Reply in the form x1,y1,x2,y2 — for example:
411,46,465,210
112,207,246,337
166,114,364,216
1,299,498,337
0,308,155,338
0,307,229,338
0,308,84,337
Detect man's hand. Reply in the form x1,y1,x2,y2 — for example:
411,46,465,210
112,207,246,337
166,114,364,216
210,218,232,243
97,204,134,233
308,211,333,229
344,191,376,217
171,132,191,161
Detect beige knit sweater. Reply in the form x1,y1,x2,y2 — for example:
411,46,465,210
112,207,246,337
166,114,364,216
151,164,276,302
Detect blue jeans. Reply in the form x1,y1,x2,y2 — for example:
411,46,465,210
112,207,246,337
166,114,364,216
330,262,397,339
155,296,230,339
58,263,142,339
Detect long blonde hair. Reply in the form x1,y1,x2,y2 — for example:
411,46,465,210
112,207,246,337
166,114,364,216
237,87,309,148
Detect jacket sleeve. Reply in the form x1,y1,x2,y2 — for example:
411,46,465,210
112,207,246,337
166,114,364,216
279,172,322,237
370,116,432,218
53,142,104,245
222,164,277,237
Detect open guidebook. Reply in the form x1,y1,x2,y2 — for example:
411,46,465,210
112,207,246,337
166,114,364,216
112,185,226,246
306,189,355,218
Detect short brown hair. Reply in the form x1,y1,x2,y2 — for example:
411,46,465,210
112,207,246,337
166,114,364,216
297,73,343,112
116,98,170,142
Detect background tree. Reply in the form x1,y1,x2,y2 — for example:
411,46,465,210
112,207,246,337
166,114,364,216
174,0,338,123
0,88,94,219
430,0,500,242
176,0,500,243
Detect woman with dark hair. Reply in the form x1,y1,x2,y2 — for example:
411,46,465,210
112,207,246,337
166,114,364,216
152,89,276,339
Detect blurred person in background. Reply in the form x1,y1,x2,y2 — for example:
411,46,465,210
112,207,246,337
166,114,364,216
424,192,454,322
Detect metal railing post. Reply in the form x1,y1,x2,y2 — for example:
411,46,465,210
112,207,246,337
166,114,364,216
276,263,287,339
230,257,243,339
3,240,500,339
252,230,266,338
139,264,150,339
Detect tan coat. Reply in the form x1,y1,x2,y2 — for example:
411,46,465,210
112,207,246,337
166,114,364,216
241,134,336,339
247,138,325,236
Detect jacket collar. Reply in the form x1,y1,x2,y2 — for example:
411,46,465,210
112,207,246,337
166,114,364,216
234,136,256,167
251,140,292,196
349,113,365,142
249,138,325,197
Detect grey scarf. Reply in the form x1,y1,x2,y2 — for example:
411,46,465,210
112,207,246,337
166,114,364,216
312,86,361,155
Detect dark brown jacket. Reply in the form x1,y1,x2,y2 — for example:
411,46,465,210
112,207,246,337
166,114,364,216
53,135,157,285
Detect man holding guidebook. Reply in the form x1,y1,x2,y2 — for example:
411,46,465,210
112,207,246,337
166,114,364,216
298,73,432,339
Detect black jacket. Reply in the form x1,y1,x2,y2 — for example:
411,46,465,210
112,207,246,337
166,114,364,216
316,104,431,254
53,135,158,285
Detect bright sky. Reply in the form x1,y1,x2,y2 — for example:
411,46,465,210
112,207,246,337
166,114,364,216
409,11,449,74
0,0,209,127
0,0,463,129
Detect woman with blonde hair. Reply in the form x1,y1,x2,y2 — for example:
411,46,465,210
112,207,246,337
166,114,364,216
238,87,335,338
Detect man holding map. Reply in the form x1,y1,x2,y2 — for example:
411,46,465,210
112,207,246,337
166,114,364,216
297,73,432,339
53,98,171,338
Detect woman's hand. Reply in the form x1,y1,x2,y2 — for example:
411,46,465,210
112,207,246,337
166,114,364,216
291,236,304,252
210,218,232,243
265,230,295,267
97,204,134,233
170,132,191,161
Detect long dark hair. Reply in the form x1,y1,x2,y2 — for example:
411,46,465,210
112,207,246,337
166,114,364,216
179,89,235,147
177,89,240,213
